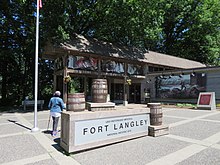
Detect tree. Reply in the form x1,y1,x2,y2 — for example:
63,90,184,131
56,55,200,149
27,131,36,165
0,0,30,104
40,0,164,49
0,0,53,105
1,0,220,106
159,0,220,64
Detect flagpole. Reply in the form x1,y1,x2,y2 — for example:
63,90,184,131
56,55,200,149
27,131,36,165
32,0,40,132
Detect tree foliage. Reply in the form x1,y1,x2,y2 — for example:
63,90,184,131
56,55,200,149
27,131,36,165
0,0,220,106
0,0,53,105
160,0,220,64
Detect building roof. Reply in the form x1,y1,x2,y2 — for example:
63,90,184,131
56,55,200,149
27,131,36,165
43,33,206,69
143,51,206,69
44,33,146,60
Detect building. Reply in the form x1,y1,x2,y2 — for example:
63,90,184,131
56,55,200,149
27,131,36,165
147,66,220,104
43,33,208,105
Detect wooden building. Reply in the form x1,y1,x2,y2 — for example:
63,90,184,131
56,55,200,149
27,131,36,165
147,66,220,104
43,34,206,105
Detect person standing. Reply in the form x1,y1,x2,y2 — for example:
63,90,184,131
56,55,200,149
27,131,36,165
48,91,65,136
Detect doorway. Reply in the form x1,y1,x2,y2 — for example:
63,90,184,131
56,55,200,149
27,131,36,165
110,83,124,103
129,83,141,103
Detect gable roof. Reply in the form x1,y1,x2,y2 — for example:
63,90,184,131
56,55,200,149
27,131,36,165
44,33,146,61
43,33,206,69
143,51,206,69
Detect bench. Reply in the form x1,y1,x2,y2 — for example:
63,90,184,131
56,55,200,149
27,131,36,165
22,100,44,111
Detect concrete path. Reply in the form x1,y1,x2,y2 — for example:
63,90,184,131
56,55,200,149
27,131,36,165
1,105,220,165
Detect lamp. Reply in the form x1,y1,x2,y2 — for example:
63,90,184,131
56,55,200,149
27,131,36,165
169,72,173,78
191,71,195,77
159,73,164,79
179,72,184,78
146,79,152,83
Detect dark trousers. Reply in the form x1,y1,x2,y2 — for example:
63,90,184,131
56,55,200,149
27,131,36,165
52,116,59,132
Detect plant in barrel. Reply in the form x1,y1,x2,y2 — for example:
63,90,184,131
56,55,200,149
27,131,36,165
65,76,78,94
64,75,85,111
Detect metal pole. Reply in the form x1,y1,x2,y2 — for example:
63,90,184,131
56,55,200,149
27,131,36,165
47,115,51,131
32,0,40,132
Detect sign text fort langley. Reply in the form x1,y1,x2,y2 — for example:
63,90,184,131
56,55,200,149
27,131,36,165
74,114,150,145
83,118,148,135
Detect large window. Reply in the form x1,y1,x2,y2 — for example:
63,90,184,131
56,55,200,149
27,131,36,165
101,60,125,74
67,56,144,76
127,64,143,75
67,55,98,71
156,73,206,99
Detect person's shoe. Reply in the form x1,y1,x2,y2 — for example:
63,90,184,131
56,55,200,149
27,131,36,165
52,131,58,137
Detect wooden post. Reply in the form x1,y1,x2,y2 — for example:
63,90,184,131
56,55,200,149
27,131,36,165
108,78,111,102
98,58,101,78
123,63,128,106
53,72,57,93
63,55,68,103
84,76,87,100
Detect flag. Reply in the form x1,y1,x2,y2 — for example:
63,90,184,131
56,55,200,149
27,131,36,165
39,0,42,8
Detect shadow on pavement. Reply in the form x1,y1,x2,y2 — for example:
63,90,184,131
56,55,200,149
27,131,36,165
52,138,71,155
42,130,52,135
8,119,31,130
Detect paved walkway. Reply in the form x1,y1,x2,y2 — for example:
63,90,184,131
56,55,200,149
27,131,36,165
1,105,220,165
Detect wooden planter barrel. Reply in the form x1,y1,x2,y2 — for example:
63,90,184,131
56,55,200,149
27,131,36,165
67,93,85,112
92,79,108,103
147,103,162,126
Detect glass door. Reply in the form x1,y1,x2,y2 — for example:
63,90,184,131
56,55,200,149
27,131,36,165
129,83,141,103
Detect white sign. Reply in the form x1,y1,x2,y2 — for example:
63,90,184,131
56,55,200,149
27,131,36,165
74,114,149,145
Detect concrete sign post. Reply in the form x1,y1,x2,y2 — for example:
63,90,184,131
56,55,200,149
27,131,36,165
60,109,150,153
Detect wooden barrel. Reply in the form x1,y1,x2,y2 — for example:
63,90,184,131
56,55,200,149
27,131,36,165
67,93,85,112
147,103,162,126
92,79,108,103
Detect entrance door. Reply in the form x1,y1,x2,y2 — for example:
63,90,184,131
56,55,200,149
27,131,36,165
110,83,123,102
129,83,141,103
56,76,63,94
